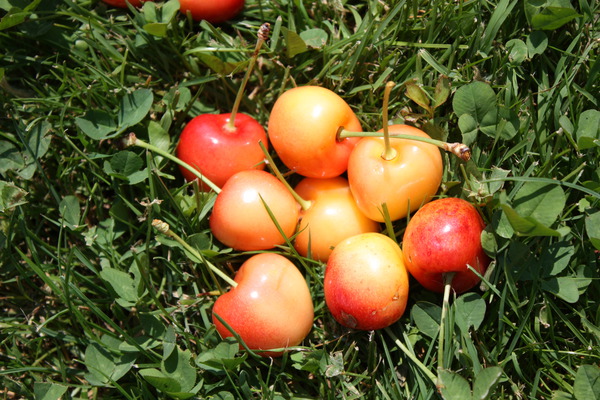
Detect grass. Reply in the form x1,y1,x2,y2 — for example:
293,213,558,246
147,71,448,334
1,0,599,398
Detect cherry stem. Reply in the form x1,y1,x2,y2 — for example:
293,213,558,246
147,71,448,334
382,81,397,161
258,141,312,211
438,271,456,371
337,129,472,162
226,23,271,131
151,219,237,289
125,133,221,193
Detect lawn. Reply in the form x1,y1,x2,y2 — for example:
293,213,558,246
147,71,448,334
1,0,599,399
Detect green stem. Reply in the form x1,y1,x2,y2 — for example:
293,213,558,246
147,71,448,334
338,129,472,161
126,133,221,193
384,327,437,384
438,272,455,371
258,140,312,211
152,219,237,289
226,23,271,131
382,81,397,161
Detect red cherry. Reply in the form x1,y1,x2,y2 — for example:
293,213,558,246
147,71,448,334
179,0,245,24
176,113,267,191
402,198,490,293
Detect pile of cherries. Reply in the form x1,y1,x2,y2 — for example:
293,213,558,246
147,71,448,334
109,0,491,357
176,84,490,356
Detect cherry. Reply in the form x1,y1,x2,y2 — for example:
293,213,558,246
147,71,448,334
212,253,314,357
324,233,409,331
179,0,245,24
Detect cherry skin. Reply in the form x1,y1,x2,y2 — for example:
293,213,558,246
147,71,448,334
293,177,380,263
179,0,245,24
176,113,267,191
212,253,314,357
347,124,443,222
209,169,300,251
324,233,409,331
268,86,362,178
102,0,151,7
402,197,490,293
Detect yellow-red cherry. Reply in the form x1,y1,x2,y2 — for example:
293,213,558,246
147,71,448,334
293,177,380,262
402,197,490,293
209,170,299,251
268,86,362,178
212,253,314,357
324,233,409,331
176,113,267,191
347,124,443,222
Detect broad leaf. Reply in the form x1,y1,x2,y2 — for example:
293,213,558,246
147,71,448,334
300,28,328,48
512,182,566,227
576,109,600,150
573,364,600,400
438,370,472,400
118,88,154,131
585,211,600,250
501,204,562,237
76,110,117,140
281,27,308,57
542,277,580,303
454,293,486,333
472,367,503,400
410,301,441,339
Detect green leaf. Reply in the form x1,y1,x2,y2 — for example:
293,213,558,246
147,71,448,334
453,81,497,123
84,341,136,385
144,22,168,37
576,109,600,150
281,27,308,57
410,301,441,339
300,28,328,48
0,180,27,212
0,0,42,31
512,182,566,227
472,367,503,400
196,53,246,75
75,110,117,140
459,114,479,146
59,195,81,228
540,240,574,277
106,151,146,184
585,211,600,250
438,370,472,400
196,339,247,372
117,88,154,131
162,346,196,393
453,82,499,140
501,204,562,237
527,31,548,57
506,39,528,65
531,6,581,30
33,383,68,400
454,293,486,333
405,80,432,113
573,364,600,400
100,267,140,303
542,277,580,303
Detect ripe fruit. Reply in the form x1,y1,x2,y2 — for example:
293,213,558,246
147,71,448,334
324,233,409,330
212,253,314,357
347,124,443,222
176,113,267,191
293,177,380,262
209,170,299,251
179,0,245,24
402,197,490,293
268,86,362,178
